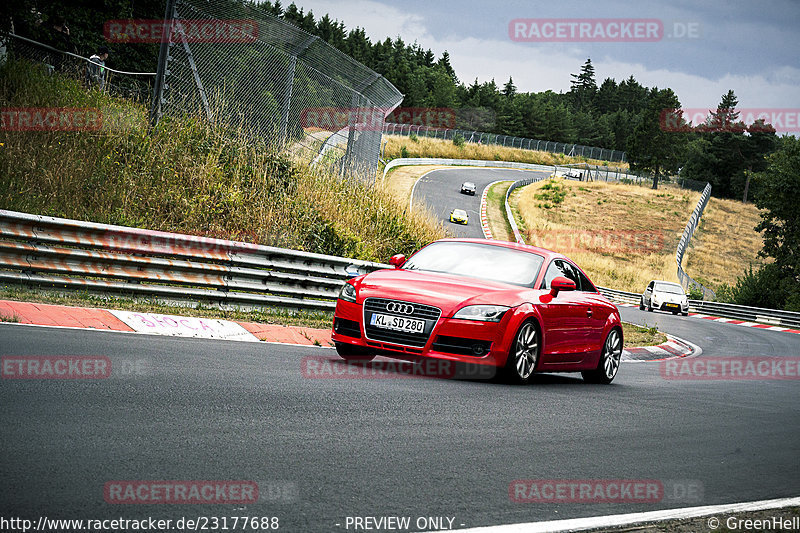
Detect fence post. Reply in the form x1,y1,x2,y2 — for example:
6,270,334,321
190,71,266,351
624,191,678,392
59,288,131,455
279,35,318,145
149,0,178,126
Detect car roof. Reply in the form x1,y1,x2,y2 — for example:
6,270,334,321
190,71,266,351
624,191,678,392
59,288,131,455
651,280,682,287
434,238,562,260
452,208,467,214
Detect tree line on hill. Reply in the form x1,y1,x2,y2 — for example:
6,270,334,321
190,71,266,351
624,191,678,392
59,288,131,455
4,0,797,309
259,2,782,203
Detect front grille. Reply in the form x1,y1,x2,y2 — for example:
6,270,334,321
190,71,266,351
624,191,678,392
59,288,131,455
432,336,492,356
333,317,361,338
363,298,441,348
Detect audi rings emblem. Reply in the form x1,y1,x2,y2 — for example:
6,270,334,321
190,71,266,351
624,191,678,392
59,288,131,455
386,302,415,315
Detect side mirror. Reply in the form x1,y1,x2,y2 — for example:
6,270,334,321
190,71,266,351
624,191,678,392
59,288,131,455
550,276,576,297
389,254,406,268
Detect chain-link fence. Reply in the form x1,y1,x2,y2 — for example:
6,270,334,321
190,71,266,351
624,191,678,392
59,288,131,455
1,32,155,102
150,0,402,182
384,122,627,163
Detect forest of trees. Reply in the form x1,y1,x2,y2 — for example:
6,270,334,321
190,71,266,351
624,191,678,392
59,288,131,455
4,0,784,199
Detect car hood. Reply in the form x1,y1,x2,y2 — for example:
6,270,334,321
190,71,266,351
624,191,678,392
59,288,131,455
354,268,532,315
653,291,686,303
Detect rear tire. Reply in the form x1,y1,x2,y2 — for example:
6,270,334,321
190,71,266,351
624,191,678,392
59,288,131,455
582,328,622,384
335,342,375,362
501,319,540,385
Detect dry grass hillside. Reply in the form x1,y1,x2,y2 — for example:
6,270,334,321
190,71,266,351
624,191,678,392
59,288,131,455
684,197,765,288
512,178,763,292
383,134,626,168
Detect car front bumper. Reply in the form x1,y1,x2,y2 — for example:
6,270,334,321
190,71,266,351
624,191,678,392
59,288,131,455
331,298,509,367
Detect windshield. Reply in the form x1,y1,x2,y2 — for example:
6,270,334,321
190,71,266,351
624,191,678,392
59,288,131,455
403,241,544,287
654,282,685,295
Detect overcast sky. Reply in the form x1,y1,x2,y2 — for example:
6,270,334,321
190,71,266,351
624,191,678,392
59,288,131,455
296,0,799,114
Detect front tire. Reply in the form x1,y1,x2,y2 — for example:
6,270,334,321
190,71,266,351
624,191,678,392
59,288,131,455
502,319,540,384
582,328,622,384
639,298,645,310
335,342,375,362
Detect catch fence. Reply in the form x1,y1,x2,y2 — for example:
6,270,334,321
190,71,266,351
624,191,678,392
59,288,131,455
150,0,403,181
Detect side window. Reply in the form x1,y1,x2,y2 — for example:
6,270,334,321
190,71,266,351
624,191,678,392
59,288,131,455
646,281,654,291
567,262,595,292
541,260,580,290
558,260,582,290
541,260,563,290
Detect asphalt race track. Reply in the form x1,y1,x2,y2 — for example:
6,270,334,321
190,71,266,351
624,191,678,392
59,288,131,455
2,168,799,531
411,167,551,238
1,321,799,531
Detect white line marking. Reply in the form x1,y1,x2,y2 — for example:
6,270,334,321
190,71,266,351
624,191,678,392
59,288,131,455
436,496,800,533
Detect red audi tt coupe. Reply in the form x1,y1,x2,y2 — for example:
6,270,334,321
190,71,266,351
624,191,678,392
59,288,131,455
331,239,623,384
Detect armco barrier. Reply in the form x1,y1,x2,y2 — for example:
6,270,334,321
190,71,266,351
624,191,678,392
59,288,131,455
677,183,714,300
2,209,798,328
505,176,545,244
383,158,556,179
0,210,387,312
595,286,800,329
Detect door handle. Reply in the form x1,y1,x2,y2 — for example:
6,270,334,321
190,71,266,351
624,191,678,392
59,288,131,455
586,308,593,318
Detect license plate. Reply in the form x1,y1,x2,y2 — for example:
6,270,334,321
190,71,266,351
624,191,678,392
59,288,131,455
370,313,425,333
666,303,679,308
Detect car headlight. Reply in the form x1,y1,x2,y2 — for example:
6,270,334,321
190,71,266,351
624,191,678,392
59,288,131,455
453,305,509,322
339,283,357,303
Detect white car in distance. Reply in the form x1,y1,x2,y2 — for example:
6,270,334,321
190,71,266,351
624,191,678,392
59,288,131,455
640,280,689,315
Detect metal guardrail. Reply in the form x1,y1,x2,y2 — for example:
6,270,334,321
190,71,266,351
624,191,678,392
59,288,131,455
3,208,797,327
505,177,545,244
384,122,627,163
383,157,556,179
0,210,387,312
677,183,714,300
594,286,800,329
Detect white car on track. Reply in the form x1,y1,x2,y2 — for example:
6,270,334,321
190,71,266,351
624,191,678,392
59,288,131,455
640,280,689,315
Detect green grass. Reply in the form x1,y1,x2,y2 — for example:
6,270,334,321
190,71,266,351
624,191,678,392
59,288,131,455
486,181,514,241
0,59,445,263
622,322,667,348
0,311,20,323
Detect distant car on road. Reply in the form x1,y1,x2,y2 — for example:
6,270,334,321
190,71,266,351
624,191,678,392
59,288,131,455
449,208,469,225
460,182,476,195
563,169,583,180
640,280,689,315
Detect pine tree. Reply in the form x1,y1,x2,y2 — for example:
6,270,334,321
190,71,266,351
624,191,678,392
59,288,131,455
569,58,597,111
502,77,517,98
627,88,687,189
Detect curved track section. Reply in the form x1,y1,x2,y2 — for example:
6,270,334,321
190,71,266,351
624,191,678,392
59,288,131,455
1,323,799,530
2,167,799,531
411,167,550,238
